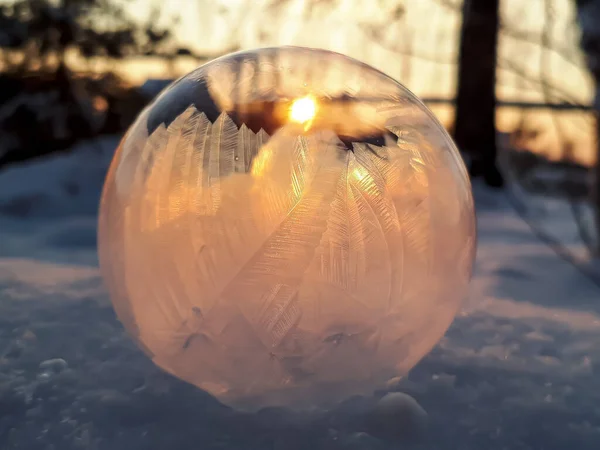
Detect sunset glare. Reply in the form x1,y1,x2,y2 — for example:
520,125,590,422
289,96,317,125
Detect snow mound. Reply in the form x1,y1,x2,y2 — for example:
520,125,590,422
0,136,119,218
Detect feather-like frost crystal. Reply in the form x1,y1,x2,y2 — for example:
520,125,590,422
98,46,476,410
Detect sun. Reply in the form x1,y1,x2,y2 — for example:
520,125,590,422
289,95,317,125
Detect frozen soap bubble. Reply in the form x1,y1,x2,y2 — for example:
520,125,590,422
98,46,476,411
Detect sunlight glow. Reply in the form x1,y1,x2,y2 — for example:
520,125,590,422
289,96,317,125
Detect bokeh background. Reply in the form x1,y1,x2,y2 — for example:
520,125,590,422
0,0,595,161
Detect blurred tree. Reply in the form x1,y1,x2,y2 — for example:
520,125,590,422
0,0,176,73
453,0,504,187
0,0,179,168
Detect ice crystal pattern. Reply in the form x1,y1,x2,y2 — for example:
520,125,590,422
98,46,476,410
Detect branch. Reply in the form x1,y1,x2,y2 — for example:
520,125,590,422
497,56,586,106
359,23,456,64
500,25,585,68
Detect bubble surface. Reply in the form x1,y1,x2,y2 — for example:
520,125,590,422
98,46,476,410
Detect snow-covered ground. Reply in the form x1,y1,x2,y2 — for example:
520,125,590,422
1,139,600,449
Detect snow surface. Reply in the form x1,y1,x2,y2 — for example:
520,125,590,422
1,138,600,449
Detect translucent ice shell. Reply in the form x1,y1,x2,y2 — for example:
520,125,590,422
98,46,476,410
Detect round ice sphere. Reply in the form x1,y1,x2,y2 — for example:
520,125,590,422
98,46,476,410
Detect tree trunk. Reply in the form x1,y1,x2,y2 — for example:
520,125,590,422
594,100,600,255
574,0,600,254
453,0,504,187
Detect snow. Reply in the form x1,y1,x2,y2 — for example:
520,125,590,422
1,139,600,449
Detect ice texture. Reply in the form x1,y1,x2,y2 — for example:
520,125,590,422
97,46,476,410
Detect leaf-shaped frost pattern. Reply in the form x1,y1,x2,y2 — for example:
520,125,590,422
117,109,248,355
163,106,202,223
250,129,319,233
368,133,435,309
234,124,270,173
188,112,212,220
155,106,198,224
140,123,169,231
318,159,358,286
187,127,310,311
207,112,238,213
140,111,211,354
398,194,432,287
256,284,301,347
169,112,217,327
257,128,269,147
122,129,187,356
353,146,401,231
235,124,251,172
304,148,394,331
131,120,318,354
218,132,346,349
362,143,405,196
148,107,205,332
400,201,431,264
151,111,221,348
388,125,438,176
182,120,262,312
351,144,403,310
289,137,313,200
